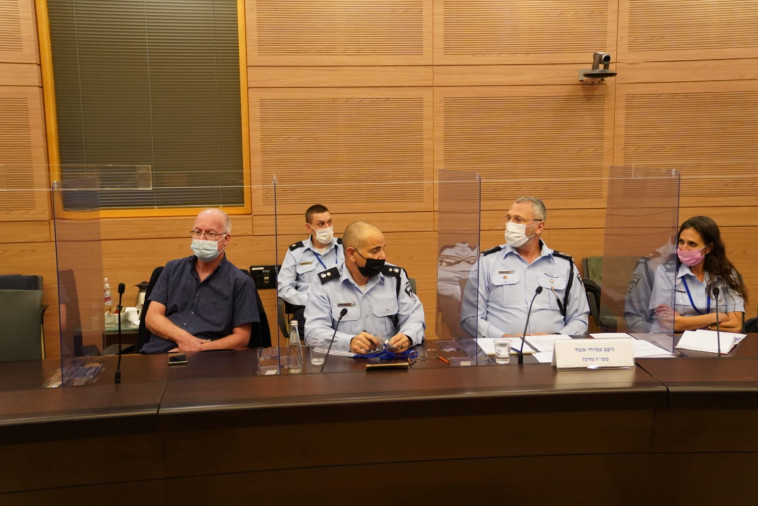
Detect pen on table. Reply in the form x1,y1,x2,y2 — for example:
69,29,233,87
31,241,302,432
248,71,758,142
438,355,451,365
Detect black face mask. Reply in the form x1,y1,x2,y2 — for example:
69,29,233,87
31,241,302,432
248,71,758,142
356,251,385,278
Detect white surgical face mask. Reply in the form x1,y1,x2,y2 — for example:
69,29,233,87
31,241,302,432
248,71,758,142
191,238,223,262
313,226,334,245
504,221,538,248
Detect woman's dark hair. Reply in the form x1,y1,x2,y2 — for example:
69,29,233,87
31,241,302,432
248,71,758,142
679,216,748,303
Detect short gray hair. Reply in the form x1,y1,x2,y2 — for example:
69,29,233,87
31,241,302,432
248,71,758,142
514,196,546,221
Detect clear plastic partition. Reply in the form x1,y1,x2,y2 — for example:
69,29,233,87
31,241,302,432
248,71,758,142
437,170,482,366
52,179,108,386
601,166,680,353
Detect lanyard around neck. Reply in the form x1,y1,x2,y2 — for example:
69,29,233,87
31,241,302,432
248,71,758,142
682,277,710,315
313,244,336,270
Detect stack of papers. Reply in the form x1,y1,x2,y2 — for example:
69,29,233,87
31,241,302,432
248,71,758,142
676,329,746,354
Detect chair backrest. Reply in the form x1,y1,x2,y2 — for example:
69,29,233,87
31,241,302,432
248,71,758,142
136,266,165,352
0,290,44,362
581,278,602,328
0,274,43,290
582,257,603,284
244,269,272,348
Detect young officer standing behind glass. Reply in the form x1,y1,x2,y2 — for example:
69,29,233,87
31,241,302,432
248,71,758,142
278,204,345,337
650,216,747,333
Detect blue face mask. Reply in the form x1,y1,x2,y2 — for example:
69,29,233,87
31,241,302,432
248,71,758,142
191,239,222,262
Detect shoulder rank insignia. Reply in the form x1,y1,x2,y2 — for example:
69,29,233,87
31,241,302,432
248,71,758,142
381,265,402,277
482,245,502,256
289,241,304,251
318,267,339,284
552,250,574,263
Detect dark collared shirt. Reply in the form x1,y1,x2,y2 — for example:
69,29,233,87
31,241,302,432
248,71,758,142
141,255,259,353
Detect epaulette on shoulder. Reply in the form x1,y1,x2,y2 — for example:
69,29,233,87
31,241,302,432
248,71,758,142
552,250,574,263
289,241,304,251
482,245,502,256
381,265,403,278
318,267,339,284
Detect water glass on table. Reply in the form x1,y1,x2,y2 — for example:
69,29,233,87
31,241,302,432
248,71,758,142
493,338,511,364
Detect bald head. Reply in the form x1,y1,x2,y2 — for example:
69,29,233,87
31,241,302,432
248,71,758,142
343,221,382,250
195,208,231,234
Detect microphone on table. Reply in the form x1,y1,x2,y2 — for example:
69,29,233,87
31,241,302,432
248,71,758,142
713,286,721,357
518,286,544,365
115,282,125,384
321,308,348,373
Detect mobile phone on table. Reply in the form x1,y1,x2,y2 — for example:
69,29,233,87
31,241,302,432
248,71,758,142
168,353,188,366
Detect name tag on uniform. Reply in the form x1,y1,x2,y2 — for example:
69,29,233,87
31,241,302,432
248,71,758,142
498,270,515,274
337,302,355,307
299,261,313,265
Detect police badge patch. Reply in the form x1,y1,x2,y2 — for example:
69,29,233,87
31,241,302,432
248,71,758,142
627,273,642,293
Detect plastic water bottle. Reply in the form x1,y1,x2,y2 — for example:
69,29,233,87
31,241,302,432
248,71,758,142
103,278,113,314
288,320,303,374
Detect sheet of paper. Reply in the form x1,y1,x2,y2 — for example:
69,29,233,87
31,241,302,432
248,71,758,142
525,334,572,353
632,339,674,358
591,332,634,339
676,329,744,354
475,337,534,356
533,351,554,363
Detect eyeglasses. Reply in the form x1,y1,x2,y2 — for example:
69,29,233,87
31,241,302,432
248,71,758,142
190,230,227,240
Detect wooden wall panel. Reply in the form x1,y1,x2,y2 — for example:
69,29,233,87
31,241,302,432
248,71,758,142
615,82,758,208
246,0,432,66
0,0,38,64
249,88,434,216
436,86,614,211
435,0,617,64
0,87,49,220
619,0,758,62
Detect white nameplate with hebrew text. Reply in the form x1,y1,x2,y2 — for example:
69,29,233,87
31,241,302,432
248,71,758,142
552,338,634,370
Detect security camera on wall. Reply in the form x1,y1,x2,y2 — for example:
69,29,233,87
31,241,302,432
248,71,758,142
579,52,617,82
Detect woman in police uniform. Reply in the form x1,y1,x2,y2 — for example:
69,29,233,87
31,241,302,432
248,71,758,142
649,216,747,333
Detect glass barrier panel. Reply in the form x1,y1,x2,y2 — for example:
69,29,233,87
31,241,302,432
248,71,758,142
52,180,107,386
438,169,482,367
601,166,680,355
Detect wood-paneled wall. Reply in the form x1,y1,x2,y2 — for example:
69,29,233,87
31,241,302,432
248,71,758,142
2,0,758,358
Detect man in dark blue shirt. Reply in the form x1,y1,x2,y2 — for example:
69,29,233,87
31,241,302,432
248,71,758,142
141,209,259,353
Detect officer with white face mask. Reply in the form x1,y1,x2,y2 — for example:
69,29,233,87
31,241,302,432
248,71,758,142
461,196,589,339
278,204,345,337
141,208,260,353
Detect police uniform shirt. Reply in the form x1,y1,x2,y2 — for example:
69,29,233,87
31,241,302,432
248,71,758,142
648,262,745,333
303,263,426,353
460,242,589,338
278,237,344,307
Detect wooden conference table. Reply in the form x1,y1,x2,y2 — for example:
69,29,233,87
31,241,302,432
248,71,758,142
1,337,758,506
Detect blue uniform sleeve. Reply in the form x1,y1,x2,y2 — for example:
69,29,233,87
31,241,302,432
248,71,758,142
278,249,307,307
649,264,675,311
460,258,506,339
